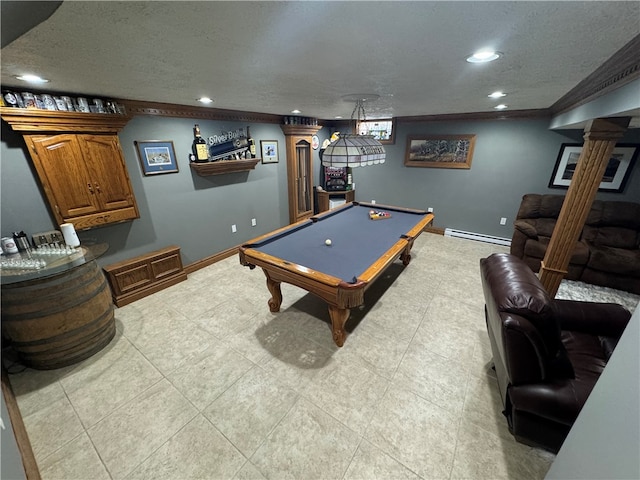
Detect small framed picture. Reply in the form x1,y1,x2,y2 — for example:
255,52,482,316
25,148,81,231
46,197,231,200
134,140,179,175
261,140,279,164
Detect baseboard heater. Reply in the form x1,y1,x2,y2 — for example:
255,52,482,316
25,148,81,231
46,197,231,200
444,228,511,247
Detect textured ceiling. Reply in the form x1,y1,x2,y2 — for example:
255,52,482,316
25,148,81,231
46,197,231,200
1,1,639,120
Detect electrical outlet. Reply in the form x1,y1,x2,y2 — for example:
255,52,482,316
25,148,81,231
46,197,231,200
251,218,257,227
427,207,434,213
371,200,376,204
500,217,507,225
231,224,237,233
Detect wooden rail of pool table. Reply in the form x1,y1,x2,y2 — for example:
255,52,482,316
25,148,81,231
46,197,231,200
239,208,434,346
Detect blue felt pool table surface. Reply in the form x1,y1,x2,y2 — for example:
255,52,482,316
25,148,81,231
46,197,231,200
243,202,430,283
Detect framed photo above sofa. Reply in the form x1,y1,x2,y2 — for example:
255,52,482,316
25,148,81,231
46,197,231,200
548,143,639,193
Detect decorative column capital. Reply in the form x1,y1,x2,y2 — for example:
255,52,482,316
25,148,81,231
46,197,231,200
583,117,631,141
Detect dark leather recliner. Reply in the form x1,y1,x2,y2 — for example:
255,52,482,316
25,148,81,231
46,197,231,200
480,253,631,453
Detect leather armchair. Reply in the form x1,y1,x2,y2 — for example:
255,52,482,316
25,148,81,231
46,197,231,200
480,253,631,452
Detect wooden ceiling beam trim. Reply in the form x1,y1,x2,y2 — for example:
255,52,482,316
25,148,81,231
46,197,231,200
397,108,551,124
550,34,640,116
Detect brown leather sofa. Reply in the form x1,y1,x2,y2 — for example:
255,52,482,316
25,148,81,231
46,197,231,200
510,194,640,294
480,253,631,452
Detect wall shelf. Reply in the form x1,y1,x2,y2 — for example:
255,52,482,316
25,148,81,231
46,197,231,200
189,158,260,176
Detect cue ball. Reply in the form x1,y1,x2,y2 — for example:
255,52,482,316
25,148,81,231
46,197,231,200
325,239,332,246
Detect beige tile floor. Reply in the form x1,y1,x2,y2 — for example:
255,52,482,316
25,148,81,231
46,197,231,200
6,234,561,480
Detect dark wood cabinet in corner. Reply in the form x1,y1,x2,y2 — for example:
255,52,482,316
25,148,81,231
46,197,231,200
1,107,140,230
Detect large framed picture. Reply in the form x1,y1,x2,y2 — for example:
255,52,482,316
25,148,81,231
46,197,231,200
548,143,639,192
261,140,279,164
134,140,179,175
404,134,476,169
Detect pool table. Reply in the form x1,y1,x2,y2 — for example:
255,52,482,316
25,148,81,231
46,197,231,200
238,202,434,346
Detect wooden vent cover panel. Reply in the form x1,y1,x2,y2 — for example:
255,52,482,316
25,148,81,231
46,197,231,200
103,246,187,307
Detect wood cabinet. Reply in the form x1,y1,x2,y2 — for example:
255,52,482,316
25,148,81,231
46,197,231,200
281,124,321,224
316,189,355,213
1,108,139,230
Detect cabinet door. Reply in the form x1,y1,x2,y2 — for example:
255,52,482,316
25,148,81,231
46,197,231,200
79,135,136,211
295,139,313,218
28,134,100,219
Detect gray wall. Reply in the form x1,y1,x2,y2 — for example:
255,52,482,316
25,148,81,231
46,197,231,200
351,118,640,238
1,118,327,266
1,115,638,268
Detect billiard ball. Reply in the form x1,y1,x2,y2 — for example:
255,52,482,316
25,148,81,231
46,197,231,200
325,239,332,246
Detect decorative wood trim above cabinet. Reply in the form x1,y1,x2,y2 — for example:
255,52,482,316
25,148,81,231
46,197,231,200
280,124,322,136
189,158,261,176
0,107,130,133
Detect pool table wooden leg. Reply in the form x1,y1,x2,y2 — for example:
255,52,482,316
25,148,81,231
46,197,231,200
328,305,350,347
401,239,415,265
264,275,282,312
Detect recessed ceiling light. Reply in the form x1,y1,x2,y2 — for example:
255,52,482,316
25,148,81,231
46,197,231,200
291,109,301,114
197,97,213,104
488,91,506,98
15,74,49,84
494,104,508,110
466,50,502,63
335,116,343,119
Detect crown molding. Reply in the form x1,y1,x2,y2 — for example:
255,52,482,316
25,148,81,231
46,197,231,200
550,34,640,116
397,108,551,123
117,99,284,124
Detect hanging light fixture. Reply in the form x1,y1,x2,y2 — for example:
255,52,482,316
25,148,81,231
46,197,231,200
321,95,386,167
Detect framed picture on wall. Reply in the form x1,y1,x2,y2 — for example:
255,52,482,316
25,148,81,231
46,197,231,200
404,134,476,169
548,143,639,192
134,140,179,175
261,140,279,164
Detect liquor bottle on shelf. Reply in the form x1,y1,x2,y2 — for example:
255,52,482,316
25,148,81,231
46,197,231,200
192,124,209,163
246,126,256,158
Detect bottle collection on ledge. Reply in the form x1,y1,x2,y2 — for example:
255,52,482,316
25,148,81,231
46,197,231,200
282,116,318,126
190,124,256,163
1,89,127,115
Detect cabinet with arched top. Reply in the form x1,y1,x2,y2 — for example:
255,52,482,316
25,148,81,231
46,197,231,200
281,124,321,224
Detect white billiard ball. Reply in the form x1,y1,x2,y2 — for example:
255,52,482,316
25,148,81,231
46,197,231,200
325,239,332,246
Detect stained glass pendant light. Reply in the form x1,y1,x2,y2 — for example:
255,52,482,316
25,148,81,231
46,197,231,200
321,95,386,167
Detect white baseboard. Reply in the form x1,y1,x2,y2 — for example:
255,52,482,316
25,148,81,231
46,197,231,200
444,228,511,247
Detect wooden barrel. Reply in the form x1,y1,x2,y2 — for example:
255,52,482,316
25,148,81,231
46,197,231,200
1,259,115,370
